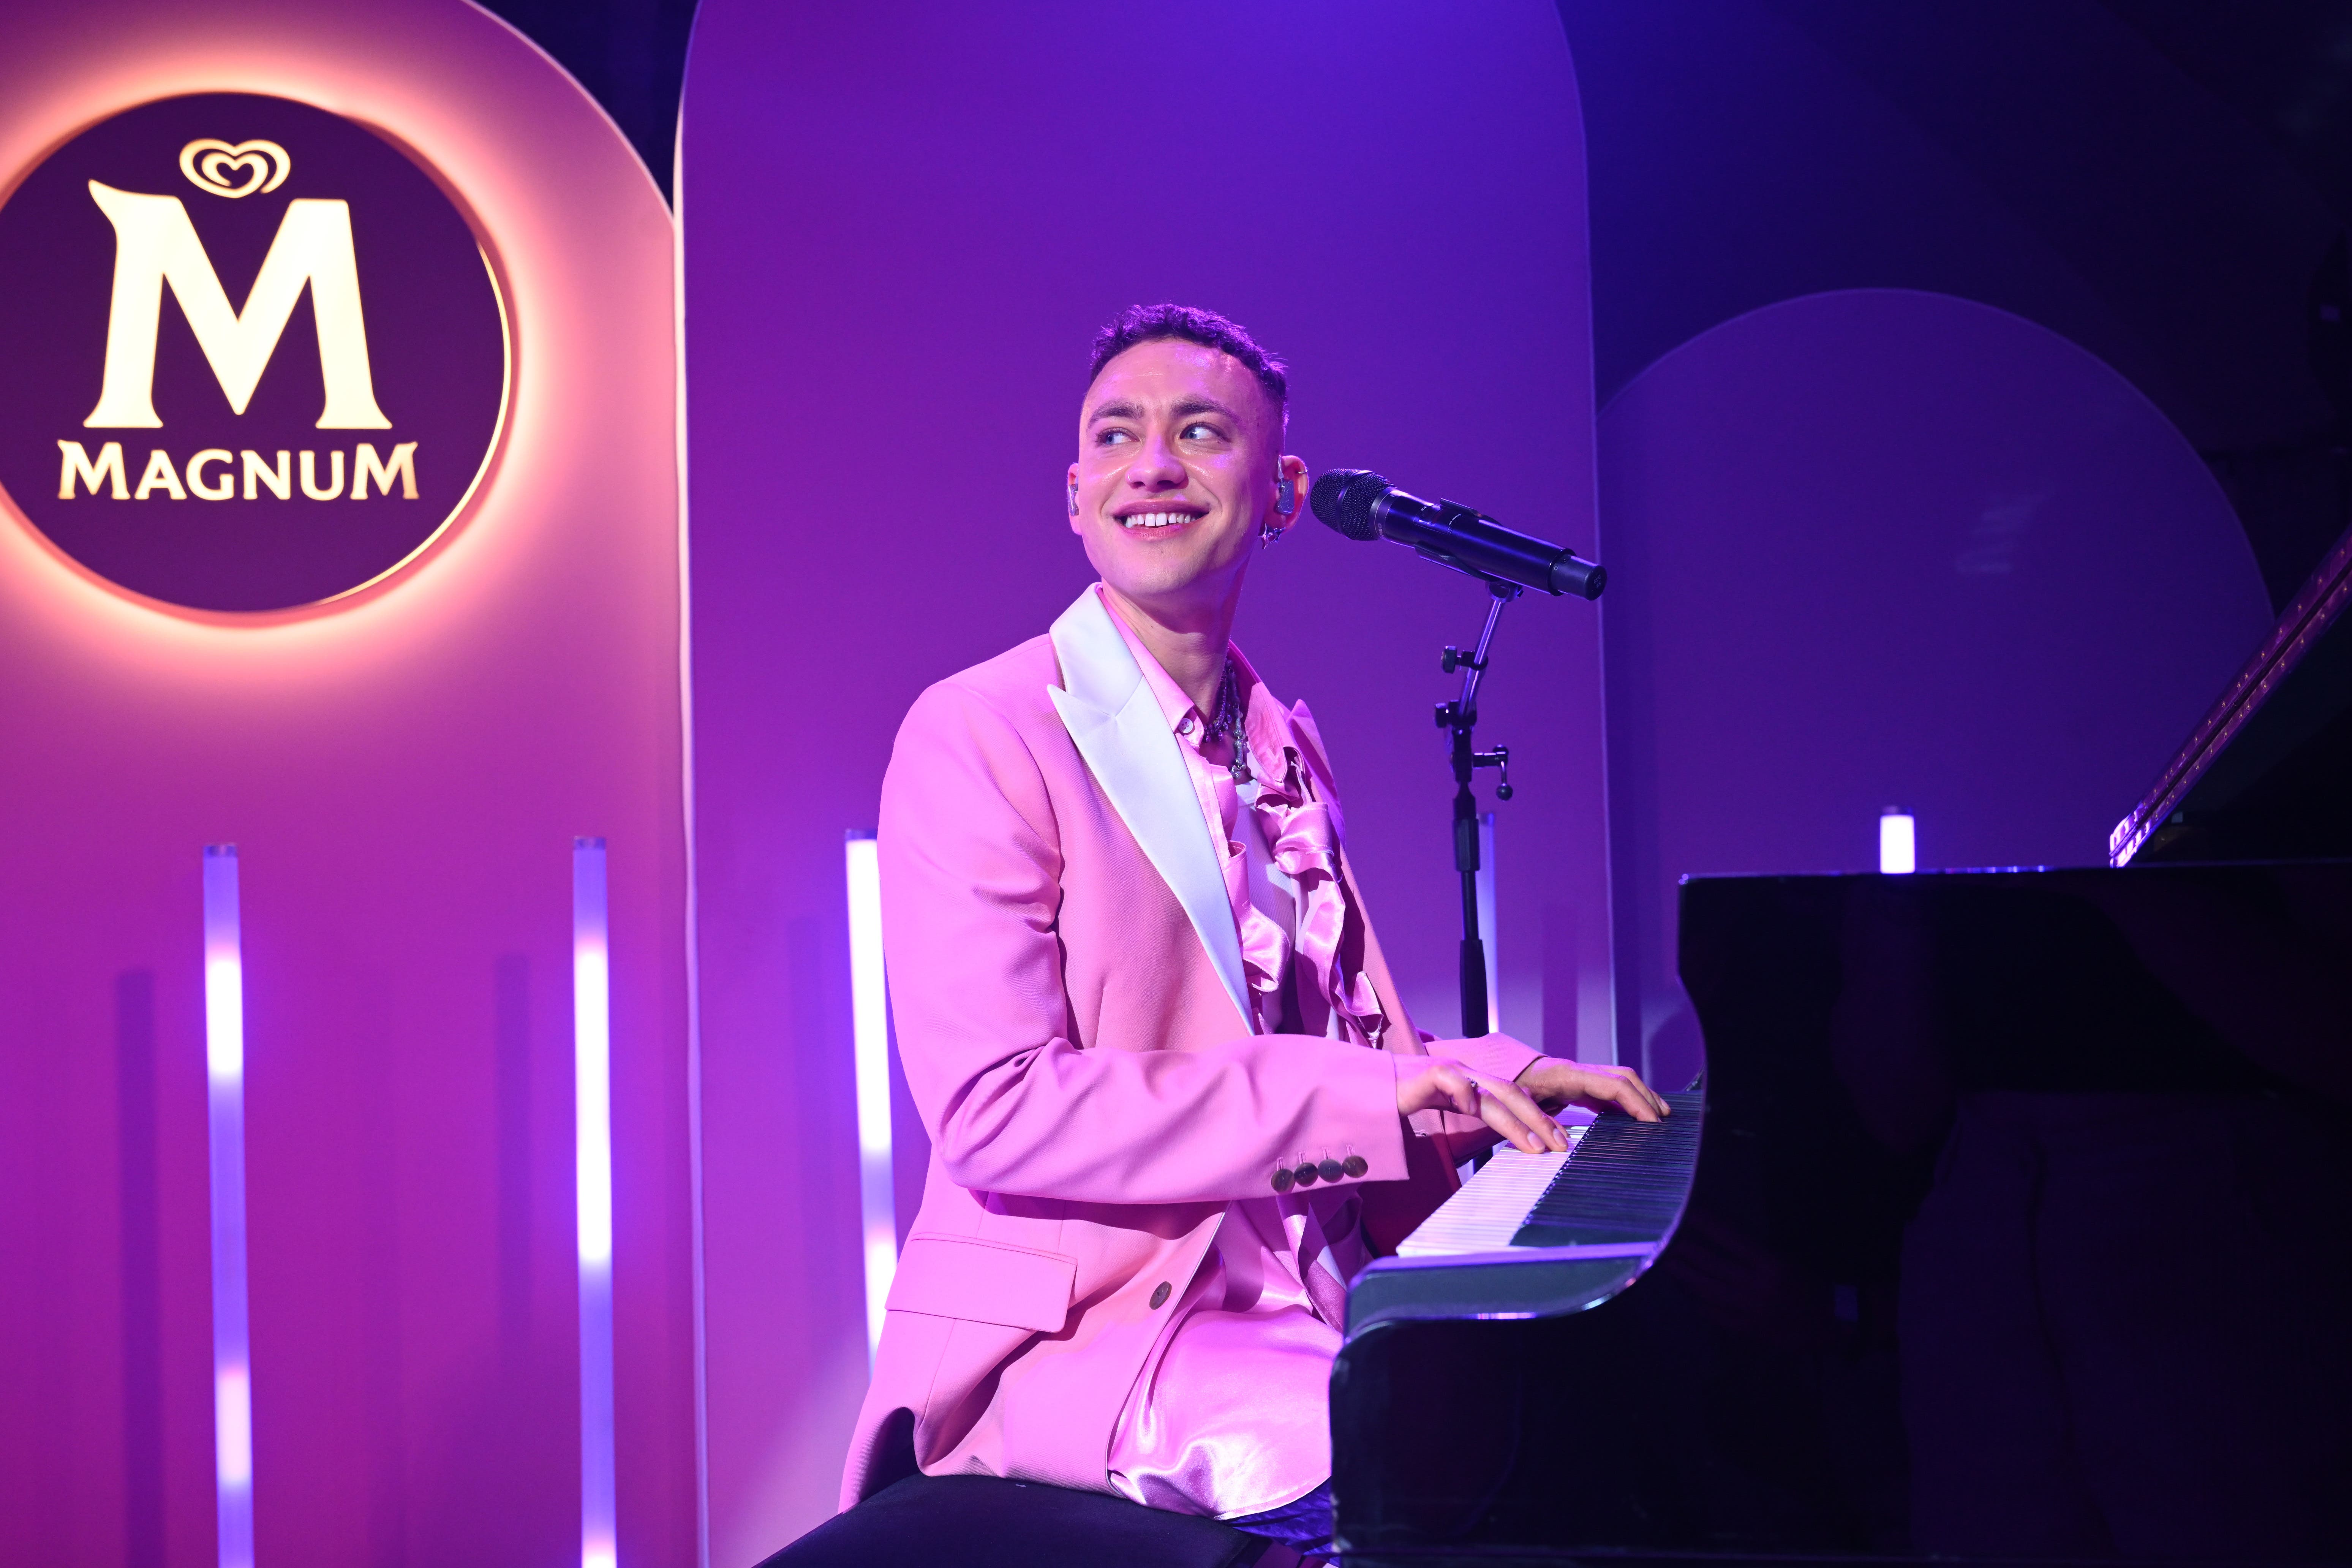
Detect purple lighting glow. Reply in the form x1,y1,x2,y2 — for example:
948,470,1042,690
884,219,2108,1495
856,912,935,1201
572,838,616,1568
201,845,253,1568
1879,809,1917,875
1476,812,1499,1034
845,831,894,1363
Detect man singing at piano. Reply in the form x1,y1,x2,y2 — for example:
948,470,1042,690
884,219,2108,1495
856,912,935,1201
840,304,1666,1562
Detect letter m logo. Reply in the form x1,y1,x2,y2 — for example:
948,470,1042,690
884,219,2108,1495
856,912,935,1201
82,180,391,430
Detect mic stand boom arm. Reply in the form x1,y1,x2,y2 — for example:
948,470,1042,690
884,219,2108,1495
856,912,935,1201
1435,578,1521,1037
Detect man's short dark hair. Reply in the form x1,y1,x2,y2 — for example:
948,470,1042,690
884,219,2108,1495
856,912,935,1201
1087,303,1288,416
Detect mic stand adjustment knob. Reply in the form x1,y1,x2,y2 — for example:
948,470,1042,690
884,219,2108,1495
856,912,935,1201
1475,745,1513,801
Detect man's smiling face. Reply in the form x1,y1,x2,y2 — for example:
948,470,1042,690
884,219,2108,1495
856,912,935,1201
1069,337,1285,624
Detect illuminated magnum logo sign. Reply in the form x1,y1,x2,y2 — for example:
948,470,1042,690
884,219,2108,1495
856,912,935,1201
0,93,508,612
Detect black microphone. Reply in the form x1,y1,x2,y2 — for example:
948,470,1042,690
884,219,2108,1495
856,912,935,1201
1309,469,1606,599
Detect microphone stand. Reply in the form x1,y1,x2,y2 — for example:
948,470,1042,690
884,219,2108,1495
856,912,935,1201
1434,579,1521,1037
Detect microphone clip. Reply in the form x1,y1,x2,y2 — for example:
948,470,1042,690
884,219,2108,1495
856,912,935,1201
1476,745,1514,801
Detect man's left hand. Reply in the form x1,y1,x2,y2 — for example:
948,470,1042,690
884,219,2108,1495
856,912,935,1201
1513,1056,1670,1122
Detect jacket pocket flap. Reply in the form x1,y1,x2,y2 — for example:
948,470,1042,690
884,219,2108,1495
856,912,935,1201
886,1235,1076,1332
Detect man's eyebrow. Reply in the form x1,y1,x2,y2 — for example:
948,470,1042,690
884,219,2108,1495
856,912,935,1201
1083,395,1244,426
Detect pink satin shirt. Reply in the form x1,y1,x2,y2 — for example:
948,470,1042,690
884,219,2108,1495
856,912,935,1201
1098,592,1372,1521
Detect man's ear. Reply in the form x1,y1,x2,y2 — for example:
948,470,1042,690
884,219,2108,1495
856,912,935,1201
1066,463,1081,528
1274,454,1306,526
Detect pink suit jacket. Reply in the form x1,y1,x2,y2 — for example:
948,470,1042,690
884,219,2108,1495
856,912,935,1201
840,586,1540,1508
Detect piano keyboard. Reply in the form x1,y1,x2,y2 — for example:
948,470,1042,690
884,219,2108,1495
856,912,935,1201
1395,1132,1586,1256
1347,1090,1703,1333
1393,1091,1705,1260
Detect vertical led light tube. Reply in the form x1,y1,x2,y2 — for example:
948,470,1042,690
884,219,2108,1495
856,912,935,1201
573,838,617,1568
844,831,894,1363
1475,812,1500,1035
1879,808,1917,875
201,846,254,1568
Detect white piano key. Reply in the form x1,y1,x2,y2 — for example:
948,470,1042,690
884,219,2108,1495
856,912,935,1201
1395,1129,1587,1257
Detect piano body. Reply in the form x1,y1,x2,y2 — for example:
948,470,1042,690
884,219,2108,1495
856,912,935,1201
1332,533,2352,1564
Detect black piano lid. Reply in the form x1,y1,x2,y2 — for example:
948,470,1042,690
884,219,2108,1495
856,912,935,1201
1678,862,2352,1106
1333,865,2352,1563
2112,520,2352,864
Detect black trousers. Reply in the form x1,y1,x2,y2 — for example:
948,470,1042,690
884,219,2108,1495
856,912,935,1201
759,1472,1270,1568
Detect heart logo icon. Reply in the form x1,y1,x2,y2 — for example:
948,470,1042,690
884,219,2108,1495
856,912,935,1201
177,139,291,199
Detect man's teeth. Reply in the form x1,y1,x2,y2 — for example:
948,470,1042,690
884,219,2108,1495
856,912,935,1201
1121,511,1195,528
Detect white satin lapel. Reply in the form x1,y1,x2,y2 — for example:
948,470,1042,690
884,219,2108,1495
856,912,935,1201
1047,588,1253,1032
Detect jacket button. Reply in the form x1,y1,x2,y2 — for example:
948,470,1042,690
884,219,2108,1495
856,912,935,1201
1318,1158,1344,1182
1342,1154,1369,1178
1271,1167,1295,1193
1293,1162,1320,1187
1149,1281,1171,1309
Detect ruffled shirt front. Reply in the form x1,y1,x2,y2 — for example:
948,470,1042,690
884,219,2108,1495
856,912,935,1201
1093,588,1381,1521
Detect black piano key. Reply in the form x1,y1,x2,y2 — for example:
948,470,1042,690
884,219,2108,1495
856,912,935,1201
1511,1090,1703,1248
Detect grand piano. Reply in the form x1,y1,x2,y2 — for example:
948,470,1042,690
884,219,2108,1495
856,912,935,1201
1332,530,2352,1565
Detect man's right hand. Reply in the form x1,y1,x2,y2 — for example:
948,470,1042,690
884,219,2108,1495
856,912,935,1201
1395,1057,1570,1155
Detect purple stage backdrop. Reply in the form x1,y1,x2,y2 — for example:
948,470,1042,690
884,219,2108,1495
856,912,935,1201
1599,289,2273,1091
681,2,1605,1555
0,5,694,1566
